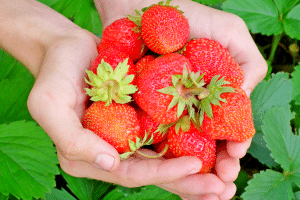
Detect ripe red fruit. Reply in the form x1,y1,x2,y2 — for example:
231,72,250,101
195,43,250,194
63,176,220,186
97,18,148,62
201,88,255,142
90,49,136,83
182,38,244,87
135,54,157,76
136,107,167,144
168,122,216,174
141,1,189,54
134,53,194,124
82,102,140,154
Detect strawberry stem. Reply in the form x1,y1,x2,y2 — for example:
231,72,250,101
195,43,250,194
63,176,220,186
135,144,169,158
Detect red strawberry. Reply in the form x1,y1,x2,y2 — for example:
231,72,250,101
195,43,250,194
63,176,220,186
200,87,255,142
136,107,168,144
90,49,136,83
97,18,148,62
135,54,157,75
140,0,189,54
134,53,205,124
85,49,138,105
182,38,243,87
167,122,216,174
82,102,141,155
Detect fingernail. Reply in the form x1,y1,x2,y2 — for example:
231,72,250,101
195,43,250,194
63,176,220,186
93,153,115,171
245,89,252,98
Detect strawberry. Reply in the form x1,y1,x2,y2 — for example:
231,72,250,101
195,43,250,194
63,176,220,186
83,102,139,153
200,87,255,142
133,53,206,124
167,120,216,174
85,49,138,105
139,0,189,55
135,54,157,76
83,101,153,159
136,107,168,144
90,49,136,81
97,18,148,62
182,38,244,87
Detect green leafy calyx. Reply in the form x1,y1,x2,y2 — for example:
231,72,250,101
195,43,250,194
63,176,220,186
142,0,183,14
198,75,236,124
157,66,208,121
84,58,138,106
119,131,154,160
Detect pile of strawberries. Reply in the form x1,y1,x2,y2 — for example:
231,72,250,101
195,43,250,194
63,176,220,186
82,0,255,174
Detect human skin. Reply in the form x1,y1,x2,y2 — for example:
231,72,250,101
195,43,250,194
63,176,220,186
0,0,267,200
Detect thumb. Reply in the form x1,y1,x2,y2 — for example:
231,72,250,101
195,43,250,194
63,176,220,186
56,127,121,172
28,89,120,172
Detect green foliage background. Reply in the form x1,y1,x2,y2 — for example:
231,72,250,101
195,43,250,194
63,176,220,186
1,0,300,199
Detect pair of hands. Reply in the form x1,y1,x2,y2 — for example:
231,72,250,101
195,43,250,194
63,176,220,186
26,0,268,199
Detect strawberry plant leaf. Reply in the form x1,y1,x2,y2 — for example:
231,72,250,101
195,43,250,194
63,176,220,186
248,72,293,168
0,49,35,124
291,64,300,105
0,121,59,200
273,0,300,14
38,0,102,36
45,188,76,200
103,185,181,200
192,0,223,6
241,169,294,200
222,0,283,36
262,107,299,172
0,193,8,200
60,169,112,200
283,4,300,40
262,106,300,190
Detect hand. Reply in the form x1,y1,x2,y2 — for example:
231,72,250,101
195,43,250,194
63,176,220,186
26,28,215,192
95,0,267,199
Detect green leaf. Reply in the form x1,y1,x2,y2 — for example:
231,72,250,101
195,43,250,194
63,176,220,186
45,188,76,200
0,49,35,124
103,185,181,200
283,4,300,40
242,169,294,200
222,0,283,36
273,0,300,14
0,121,59,200
291,64,300,105
248,72,293,167
38,0,102,36
0,193,8,200
262,107,300,190
262,107,299,171
60,169,112,200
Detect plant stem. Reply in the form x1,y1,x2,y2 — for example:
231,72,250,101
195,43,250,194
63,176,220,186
267,34,283,65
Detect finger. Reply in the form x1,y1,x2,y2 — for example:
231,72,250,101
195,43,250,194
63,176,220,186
214,147,240,183
159,173,225,197
113,156,202,187
219,182,237,200
28,90,121,171
57,152,203,187
226,138,252,158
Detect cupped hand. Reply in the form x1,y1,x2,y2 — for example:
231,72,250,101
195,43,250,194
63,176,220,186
94,0,267,199
27,29,224,196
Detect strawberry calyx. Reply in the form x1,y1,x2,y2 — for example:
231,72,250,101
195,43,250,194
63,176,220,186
119,131,156,160
141,0,183,14
198,75,236,124
157,66,209,121
127,10,143,27
84,58,138,106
